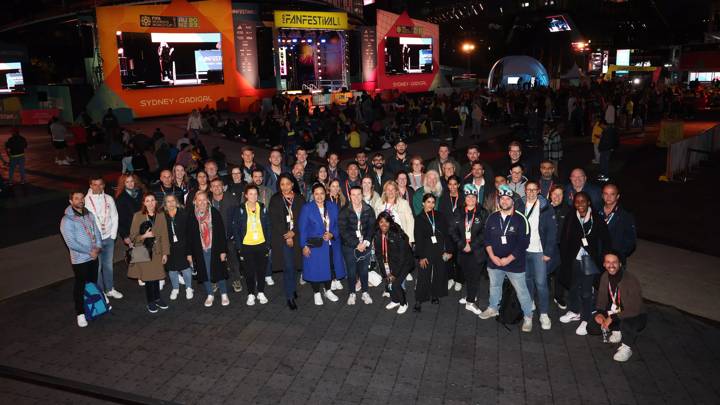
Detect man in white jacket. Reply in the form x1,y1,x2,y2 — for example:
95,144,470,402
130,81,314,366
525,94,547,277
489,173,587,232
85,175,123,299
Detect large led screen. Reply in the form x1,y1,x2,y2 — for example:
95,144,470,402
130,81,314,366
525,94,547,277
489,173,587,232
116,32,223,89
0,62,25,94
384,37,434,75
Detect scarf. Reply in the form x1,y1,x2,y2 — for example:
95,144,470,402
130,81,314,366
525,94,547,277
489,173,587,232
195,208,212,251
126,188,139,199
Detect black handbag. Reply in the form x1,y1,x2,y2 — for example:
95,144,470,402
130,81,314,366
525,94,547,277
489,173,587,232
580,255,600,276
306,237,324,248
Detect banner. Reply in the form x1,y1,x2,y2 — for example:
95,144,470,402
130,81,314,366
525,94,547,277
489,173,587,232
274,11,348,30
361,26,377,86
232,2,259,89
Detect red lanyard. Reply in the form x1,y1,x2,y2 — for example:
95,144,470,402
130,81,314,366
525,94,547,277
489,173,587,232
88,194,109,228
609,283,621,307
450,195,459,212
465,208,476,241
381,234,389,263
345,180,350,197
545,180,554,199
284,195,294,216
76,212,97,244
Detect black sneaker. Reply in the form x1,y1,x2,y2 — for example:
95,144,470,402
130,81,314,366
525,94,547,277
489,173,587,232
156,299,169,310
147,302,159,313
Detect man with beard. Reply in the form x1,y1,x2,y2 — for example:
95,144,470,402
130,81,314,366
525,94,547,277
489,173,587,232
370,153,392,194
386,140,410,175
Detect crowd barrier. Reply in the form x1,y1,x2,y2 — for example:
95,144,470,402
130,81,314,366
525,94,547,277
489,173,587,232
664,124,720,181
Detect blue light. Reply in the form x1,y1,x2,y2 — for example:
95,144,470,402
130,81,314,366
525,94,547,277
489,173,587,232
307,39,313,43
292,38,298,43
320,39,327,43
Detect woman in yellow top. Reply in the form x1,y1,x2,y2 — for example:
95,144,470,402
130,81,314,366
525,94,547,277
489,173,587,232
591,117,603,164
232,185,271,306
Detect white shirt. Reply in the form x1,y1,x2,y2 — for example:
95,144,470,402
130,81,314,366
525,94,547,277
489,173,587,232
85,191,119,240
525,200,542,253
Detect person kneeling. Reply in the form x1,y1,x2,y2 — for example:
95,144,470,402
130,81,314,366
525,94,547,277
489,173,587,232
594,251,646,362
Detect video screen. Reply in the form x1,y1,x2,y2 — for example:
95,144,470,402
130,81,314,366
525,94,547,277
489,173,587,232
384,36,433,75
116,32,223,89
0,62,25,94
546,15,571,32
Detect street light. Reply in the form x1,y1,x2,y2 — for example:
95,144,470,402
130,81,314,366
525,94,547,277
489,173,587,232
461,42,476,73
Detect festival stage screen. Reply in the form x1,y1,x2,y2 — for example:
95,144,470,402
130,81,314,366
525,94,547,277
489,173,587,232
384,36,434,75
116,32,223,89
0,62,25,94
546,15,571,32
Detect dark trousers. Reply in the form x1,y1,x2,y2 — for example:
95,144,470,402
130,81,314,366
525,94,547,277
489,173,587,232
282,245,297,299
551,268,565,302
72,259,98,315
611,313,647,346
312,281,331,293
387,272,407,305
241,244,269,295
145,280,160,303
458,252,483,303
448,256,465,284
450,126,459,146
342,245,370,293
569,260,595,321
76,143,90,165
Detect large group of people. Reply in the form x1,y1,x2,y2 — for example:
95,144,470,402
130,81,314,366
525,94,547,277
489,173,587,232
61,122,644,362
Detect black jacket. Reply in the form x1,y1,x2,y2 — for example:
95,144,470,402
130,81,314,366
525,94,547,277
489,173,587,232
164,208,190,272
450,207,489,254
386,154,411,176
437,191,463,226
268,192,303,272
414,210,452,261
116,190,142,240
231,202,271,251
558,210,611,288
373,229,414,278
370,169,392,195
186,207,228,283
598,205,636,262
211,194,239,240
337,202,376,248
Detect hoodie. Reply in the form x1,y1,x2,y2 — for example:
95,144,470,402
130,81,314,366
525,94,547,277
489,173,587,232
60,206,103,264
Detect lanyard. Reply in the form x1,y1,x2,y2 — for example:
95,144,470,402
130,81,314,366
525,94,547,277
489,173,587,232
603,206,618,225
425,210,436,234
162,185,176,197
344,180,351,197
381,234,389,263
384,203,394,214
89,194,109,228
499,211,513,236
284,195,294,219
169,213,177,239
450,195,459,212
355,209,363,233
247,202,259,227
75,211,97,244
321,205,329,231
609,283,621,308
544,180,554,199
465,208,476,232
580,215,593,238
525,200,538,219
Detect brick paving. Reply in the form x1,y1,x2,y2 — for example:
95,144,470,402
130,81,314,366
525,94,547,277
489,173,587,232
1,265,719,405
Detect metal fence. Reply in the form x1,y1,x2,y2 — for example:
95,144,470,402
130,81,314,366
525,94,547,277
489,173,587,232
665,124,720,181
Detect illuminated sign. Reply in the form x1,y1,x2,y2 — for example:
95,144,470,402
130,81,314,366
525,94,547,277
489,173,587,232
139,15,199,28
274,11,348,30
279,47,287,76
396,26,422,35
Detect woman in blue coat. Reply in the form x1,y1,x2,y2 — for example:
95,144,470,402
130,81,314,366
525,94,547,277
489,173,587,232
299,183,346,306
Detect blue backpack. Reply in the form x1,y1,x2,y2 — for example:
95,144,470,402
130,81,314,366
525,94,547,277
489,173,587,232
83,282,110,321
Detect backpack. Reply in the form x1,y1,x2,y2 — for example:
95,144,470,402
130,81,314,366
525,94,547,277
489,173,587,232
496,279,523,326
83,282,110,321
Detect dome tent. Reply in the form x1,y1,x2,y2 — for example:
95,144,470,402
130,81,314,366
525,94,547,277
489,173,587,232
487,56,550,89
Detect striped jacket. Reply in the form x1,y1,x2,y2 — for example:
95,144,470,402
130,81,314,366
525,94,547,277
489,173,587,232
60,205,103,264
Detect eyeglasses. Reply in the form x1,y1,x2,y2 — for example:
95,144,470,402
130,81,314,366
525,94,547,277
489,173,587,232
526,188,539,192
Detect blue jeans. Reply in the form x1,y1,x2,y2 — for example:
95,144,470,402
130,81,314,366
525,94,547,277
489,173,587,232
266,249,273,277
487,267,534,317
282,245,297,299
569,260,595,321
97,237,115,292
202,249,227,295
169,267,192,290
342,245,369,293
525,252,549,314
8,156,26,183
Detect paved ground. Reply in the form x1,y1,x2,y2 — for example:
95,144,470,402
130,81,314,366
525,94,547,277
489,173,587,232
1,267,719,405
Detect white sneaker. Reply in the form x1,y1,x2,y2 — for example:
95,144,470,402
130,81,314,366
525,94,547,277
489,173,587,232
246,294,256,306
170,289,179,300
204,295,214,307
138,280,146,286
532,301,536,311
355,280,361,292
178,277,185,286
448,280,455,290
386,302,400,310
540,314,552,330
454,282,462,292
299,277,307,285
465,302,481,315
347,293,356,305
265,276,275,286
106,289,124,299
324,289,339,302
458,297,467,305
382,291,390,298
361,292,373,305
613,344,633,362
314,292,323,306
405,274,413,282
609,331,622,344
332,280,343,290
397,304,408,314
186,288,194,300
559,311,581,324
221,294,230,306
257,292,268,304
575,321,588,336
76,314,88,328
159,280,165,291
479,307,499,320
522,316,533,332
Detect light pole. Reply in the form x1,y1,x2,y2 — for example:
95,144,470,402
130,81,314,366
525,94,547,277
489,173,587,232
461,42,476,74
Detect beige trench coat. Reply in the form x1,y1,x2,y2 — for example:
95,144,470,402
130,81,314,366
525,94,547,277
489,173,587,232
128,211,170,281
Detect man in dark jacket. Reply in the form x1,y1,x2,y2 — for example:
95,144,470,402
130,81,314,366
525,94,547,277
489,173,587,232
385,140,410,176
597,121,619,182
370,152,392,194
479,185,534,332
210,178,242,292
4,127,28,185
598,183,636,263
338,186,376,305
564,168,602,209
